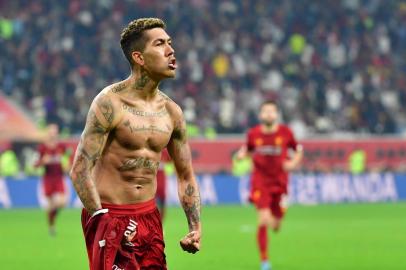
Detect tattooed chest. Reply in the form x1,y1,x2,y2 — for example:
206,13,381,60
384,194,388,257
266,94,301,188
116,111,173,151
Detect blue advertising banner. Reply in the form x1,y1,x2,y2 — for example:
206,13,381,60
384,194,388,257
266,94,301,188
0,173,404,208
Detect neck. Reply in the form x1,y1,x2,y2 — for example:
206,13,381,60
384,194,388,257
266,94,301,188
261,123,277,133
46,139,57,146
127,68,160,100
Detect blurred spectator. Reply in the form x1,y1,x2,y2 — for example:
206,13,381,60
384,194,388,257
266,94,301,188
0,0,405,136
0,149,20,177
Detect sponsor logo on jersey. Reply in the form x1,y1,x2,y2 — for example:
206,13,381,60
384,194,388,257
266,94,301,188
275,136,283,146
255,138,263,146
255,145,282,156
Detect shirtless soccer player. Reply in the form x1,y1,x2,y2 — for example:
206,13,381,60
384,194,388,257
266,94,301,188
70,18,201,270
236,101,303,270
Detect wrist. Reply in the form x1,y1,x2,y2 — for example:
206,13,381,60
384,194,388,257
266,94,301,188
189,224,202,233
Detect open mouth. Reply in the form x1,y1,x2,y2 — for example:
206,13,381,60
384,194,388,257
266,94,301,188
168,58,177,70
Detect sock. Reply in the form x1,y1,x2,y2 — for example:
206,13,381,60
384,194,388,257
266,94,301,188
48,209,58,227
257,225,268,261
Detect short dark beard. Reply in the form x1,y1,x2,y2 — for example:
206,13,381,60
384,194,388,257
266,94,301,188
262,120,274,127
261,121,276,131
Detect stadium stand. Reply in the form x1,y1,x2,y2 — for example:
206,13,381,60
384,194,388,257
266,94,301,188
1,0,406,136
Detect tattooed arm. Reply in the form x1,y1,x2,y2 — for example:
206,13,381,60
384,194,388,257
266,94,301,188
167,107,201,253
69,93,115,215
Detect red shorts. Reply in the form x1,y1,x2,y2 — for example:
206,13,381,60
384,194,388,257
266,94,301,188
156,170,166,204
43,178,65,197
81,199,166,270
250,188,286,219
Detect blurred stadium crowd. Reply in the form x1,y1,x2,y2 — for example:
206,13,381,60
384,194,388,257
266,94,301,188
1,0,406,136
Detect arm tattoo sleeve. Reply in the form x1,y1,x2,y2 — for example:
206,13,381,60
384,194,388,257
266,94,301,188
70,95,114,214
181,183,201,231
168,115,201,231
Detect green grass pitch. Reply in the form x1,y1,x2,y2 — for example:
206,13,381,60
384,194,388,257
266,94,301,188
1,203,405,270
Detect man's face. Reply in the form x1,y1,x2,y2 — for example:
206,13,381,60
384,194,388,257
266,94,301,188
140,28,177,79
259,104,278,126
48,124,59,140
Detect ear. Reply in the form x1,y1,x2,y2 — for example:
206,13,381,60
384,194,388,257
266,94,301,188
132,51,144,66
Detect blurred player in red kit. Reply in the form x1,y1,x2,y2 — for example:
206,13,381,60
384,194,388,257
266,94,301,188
36,124,68,236
236,101,303,270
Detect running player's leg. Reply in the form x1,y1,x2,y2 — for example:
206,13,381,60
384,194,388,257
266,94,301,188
49,192,67,234
253,189,272,270
269,193,287,232
257,208,272,261
54,192,67,209
47,195,58,235
46,179,66,235
43,181,57,235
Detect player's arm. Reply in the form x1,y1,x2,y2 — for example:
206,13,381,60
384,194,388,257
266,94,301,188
235,145,251,160
69,93,115,215
35,146,50,167
167,107,201,254
235,130,253,160
283,130,303,171
283,146,303,171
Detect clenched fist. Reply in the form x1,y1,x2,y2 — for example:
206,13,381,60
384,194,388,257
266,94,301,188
180,230,201,254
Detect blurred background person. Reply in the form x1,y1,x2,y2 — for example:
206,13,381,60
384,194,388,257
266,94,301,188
236,101,303,270
1,0,404,138
35,124,68,236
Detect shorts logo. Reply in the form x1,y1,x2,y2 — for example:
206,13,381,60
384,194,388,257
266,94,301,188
112,264,124,270
124,219,138,238
98,239,106,247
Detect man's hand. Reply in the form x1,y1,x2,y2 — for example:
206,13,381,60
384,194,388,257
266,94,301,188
235,146,248,161
40,154,52,165
283,160,298,171
180,230,201,254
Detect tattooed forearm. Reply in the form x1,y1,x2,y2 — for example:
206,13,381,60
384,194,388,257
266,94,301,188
118,157,160,172
181,183,201,231
168,114,201,231
122,104,169,117
70,153,101,213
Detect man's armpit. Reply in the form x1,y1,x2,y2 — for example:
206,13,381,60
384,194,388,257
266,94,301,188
171,118,187,142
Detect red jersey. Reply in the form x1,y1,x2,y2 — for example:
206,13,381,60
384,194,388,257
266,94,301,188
38,143,66,180
246,124,298,192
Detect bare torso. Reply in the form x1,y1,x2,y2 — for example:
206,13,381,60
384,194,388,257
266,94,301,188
94,82,174,204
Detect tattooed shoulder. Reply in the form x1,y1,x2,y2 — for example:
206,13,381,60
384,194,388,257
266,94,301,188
110,82,127,94
158,91,173,103
95,93,115,125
